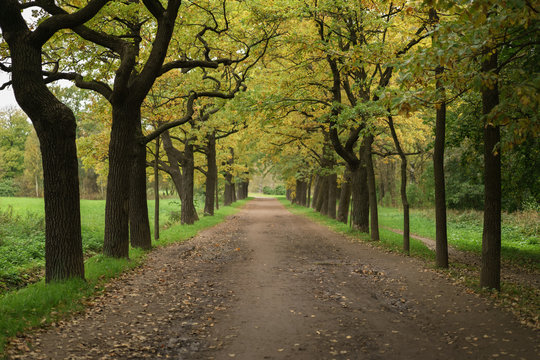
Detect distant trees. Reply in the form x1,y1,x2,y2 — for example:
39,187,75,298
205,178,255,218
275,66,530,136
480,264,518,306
0,107,30,195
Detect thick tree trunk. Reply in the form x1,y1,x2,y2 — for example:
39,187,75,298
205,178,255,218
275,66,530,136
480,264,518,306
316,176,328,214
180,142,199,225
480,51,501,290
103,104,138,258
337,170,351,224
294,180,300,204
204,133,217,216
350,164,369,232
434,65,448,268
237,178,249,200
300,180,307,206
364,135,379,241
40,117,85,282
154,136,160,241
301,180,308,206
295,179,305,206
224,174,235,206
1,8,85,282
327,173,337,219
129,128,152,250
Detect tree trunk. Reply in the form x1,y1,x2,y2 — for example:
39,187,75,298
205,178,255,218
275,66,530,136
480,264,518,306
180,142,199,225
364,135,379,241
350,164,369,232
215,175,219,210
223,148,235,206
129,127,152,250
337,170,351,224
327,173,337,219
294,179,302,205
400,157,410,254
388,115,410,254
40,116,84,281
307,175,312,208
316,176,328,214
480,51,501,290
103,104,138,258
300,180,307,206
311,175,320,209
160,130,183,218
154,136,160,241
237,178,249,200
204,133,217,216
224,174,235,206
1,8,84,282
35,174,39,198
434,65,448,268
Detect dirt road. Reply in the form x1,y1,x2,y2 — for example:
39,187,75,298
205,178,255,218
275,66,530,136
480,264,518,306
7,198,539,359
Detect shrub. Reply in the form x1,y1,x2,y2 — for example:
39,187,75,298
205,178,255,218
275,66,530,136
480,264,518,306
0,179,18,197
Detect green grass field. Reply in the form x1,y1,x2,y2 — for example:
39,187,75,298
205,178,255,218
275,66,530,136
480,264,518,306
377,206,539,268
0,196,250,354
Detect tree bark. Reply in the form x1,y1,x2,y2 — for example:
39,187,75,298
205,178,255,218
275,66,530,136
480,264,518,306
215,175,219,210
154,136,160,241
180,141,199,225
129,124,152,250
0,0,85,282
480,51,501,290
103,104,140,258
434,65,448,268
327,173,337,219
40,114,85,281
307,175,312,208
337,170,351,224
363,135,379,241
350,164,369,232
316,176,328,214
388,115,410,254
224,148,235,206
311,175,320,209
204,133,217,216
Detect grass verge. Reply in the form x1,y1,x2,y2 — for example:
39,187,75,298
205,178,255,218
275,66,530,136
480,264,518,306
0,198,250,355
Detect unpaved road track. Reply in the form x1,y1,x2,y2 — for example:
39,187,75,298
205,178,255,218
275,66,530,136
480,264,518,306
7,198,538,359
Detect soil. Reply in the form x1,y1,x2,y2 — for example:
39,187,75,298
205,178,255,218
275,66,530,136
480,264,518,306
6,198,539,360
